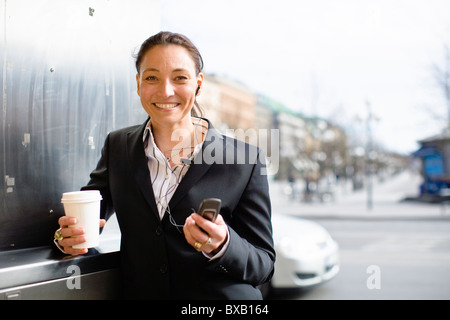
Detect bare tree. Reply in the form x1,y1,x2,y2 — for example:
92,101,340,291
431,44,450,128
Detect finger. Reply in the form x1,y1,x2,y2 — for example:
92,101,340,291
60,226,85,238
58,216,77,227
100,219,106,228
58,235,86,248
183,216,200,243
183,216,207,252
191,213,218,236
186,215,210,241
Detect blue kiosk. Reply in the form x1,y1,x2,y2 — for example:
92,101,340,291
413,129,450,199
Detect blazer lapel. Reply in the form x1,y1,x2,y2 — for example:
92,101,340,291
127,119,160,221
169,120,224,210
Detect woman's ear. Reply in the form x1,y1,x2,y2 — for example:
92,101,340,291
196,73,204,96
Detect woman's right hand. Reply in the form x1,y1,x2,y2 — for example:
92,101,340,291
56,216,89,255
56,217,106,255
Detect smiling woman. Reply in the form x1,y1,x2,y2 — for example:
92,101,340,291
134,31,205,118
133,35,206,169
136,44,203,135
55,31,275,299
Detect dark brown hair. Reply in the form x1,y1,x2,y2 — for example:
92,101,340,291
135,31,204,117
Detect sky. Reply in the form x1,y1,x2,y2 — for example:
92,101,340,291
160,0,450,154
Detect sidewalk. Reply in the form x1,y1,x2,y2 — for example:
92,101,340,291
269,171,450,220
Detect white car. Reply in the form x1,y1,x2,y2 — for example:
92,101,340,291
261,214,339,296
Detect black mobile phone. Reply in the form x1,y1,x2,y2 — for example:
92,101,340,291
198,198,221,222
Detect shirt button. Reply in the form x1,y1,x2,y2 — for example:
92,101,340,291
160,264,168,274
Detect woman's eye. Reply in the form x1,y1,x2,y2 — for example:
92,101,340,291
175,76,188,81
145,76,157,81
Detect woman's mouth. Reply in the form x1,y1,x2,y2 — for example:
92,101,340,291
154,103,178,109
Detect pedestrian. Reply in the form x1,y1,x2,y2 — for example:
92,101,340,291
53,31,275,299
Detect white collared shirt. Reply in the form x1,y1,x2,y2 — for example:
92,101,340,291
143,119,203,220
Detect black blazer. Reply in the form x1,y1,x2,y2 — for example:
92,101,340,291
82,118,275,299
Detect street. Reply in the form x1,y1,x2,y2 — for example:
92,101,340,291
269,171,450,300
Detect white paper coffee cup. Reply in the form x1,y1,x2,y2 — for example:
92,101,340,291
61,190,102,249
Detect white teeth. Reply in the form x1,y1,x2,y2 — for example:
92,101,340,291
155,103,177,109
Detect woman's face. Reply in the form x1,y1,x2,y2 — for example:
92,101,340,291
136,44,203,129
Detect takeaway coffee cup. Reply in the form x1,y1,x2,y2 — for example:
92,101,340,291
61,190,102,249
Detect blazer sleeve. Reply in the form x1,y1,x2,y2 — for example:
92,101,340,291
81,133,115,222
206,148,275,286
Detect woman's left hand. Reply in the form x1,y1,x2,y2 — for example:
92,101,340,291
183,213,228,255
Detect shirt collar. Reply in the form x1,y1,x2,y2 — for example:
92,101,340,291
143,118,153,143
142,118,206,163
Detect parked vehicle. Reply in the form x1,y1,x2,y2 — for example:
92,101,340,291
261,214,339,297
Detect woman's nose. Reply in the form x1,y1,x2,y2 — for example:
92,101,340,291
158,80,175,97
